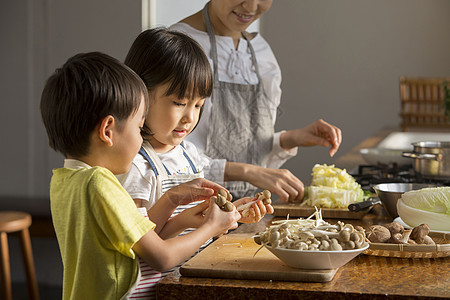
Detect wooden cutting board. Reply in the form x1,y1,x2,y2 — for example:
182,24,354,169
180,234,338,282
272,200,369,219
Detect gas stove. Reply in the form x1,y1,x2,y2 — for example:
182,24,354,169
350,163,449,192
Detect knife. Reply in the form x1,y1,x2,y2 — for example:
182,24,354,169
348,197,381,212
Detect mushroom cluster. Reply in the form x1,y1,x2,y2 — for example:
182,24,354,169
365,222,435,245
212,189,234,212
236,190,272,217
254,209,366,251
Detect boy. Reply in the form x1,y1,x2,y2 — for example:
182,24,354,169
40,52,240,300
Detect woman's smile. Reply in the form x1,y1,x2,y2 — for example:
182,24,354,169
232,11,254,23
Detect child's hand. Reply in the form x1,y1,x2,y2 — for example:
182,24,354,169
234,197,274,224
203,197,240,236
176,200,210,229
165,178,226,206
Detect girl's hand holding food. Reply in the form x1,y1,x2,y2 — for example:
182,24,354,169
176,200,210,229
164,178,225,206
233,197,274,223
204,196,240,236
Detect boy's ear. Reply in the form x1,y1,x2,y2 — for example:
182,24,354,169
98,115,115,147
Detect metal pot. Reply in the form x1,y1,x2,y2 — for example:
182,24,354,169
372,183,435,219
402,141,450,179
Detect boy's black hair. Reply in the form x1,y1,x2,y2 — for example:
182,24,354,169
40,52,148,158
124,28,213,135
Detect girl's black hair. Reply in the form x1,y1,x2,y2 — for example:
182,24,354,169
124,28,213,136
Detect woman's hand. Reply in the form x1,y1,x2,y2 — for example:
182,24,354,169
225,163,305,203
233,197,274,223
248,167,305,203
280,119,342,157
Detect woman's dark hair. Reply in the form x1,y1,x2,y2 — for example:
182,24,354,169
124,27,213,135
40,51,148,158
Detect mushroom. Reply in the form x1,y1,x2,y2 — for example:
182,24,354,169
215,195,227,207
339,230,351,242
366,225,391,243
238,190,273,216
410,224,435,245
319,239,331,250
297,231,315,242
389,233,404,244
344,240,356,250
329,238,343,251
399,229,416,244
213,189,234,212
223,201,234,212
385,222,404,235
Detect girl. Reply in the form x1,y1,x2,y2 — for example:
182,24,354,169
170,0,343,201
118,28,273,299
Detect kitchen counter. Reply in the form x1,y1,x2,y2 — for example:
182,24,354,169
157,208,449,299
156,130,450,299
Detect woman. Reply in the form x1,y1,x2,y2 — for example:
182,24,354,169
170,0,342,202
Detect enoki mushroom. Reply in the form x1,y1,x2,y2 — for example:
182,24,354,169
253,208,366,251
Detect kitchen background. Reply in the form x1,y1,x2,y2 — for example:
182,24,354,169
1,0,449,294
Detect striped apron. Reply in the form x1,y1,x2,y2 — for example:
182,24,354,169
128,142,207,299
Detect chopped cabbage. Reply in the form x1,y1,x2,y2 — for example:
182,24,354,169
397,187,450,231
301,164,365,208
401,187,450,214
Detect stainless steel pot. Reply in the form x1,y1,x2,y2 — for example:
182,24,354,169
402,141,450,179
372,183,435,219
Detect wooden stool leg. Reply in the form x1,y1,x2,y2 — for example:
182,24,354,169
19,229,39,300
0,232,12,300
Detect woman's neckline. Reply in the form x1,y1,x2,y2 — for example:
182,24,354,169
174,22,259,42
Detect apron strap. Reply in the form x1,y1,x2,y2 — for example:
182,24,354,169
180,142,199,174
202,3,219,82
241,32,264,87
138,147,159,176
139,147,171,176
202,3,264,90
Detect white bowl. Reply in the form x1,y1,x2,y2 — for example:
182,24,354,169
264,243,369,270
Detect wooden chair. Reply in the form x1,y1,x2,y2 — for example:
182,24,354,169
399,76,450,131
0,211,39,300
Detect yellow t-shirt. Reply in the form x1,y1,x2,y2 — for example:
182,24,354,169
50,165,154,300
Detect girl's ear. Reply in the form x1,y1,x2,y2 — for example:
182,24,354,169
98,115,115,147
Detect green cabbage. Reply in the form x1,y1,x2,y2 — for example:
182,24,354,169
401,187,450,214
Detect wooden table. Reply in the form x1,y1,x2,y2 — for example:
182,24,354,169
156,130,450,299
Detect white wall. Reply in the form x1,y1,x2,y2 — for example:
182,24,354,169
1,0,142,287
0,0,142,215
261,0,450,184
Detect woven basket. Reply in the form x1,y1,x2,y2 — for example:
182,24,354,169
364,231,450,258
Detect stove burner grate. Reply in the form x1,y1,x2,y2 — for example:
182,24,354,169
350,163,449,191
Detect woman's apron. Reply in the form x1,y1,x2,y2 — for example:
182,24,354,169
128,142,206,299
202,4,274,198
